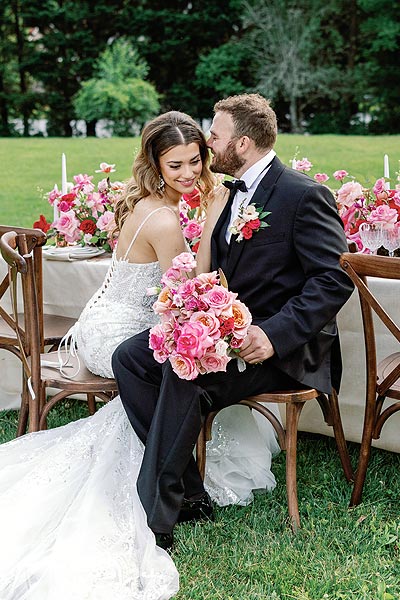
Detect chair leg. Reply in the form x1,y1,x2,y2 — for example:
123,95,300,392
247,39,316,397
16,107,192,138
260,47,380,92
285,401,305,532
87,393,96,416
349,402,375,506
16,375,29,437
327,390,354,482
196,426,207,480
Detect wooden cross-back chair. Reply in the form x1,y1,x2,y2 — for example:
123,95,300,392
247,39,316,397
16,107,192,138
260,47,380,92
340,251,400,506
0,231,118,432
197,242,358,532
197,387,353,532
0,226,75,435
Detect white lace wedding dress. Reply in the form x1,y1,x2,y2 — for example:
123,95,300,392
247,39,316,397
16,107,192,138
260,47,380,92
0,207,279,599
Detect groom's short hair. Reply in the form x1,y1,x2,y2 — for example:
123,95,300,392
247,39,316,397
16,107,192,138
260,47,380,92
214,93,277,152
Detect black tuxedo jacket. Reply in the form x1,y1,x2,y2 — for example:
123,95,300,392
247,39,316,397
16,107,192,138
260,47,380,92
211,157,354,394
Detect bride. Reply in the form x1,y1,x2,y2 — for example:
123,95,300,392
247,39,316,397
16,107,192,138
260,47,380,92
0,111,279,599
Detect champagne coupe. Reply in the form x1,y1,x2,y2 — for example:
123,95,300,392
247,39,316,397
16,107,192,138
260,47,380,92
358,222,383,254
381,227,400,257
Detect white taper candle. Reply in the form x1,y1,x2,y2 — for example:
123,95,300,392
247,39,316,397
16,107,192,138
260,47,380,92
61,153,67,195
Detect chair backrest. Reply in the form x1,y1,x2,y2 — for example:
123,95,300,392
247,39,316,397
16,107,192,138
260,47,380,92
340,252,400,397
0,226,47,349
0,231,43,398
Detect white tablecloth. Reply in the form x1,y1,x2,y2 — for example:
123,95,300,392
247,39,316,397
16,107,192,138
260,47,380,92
1,254,399,452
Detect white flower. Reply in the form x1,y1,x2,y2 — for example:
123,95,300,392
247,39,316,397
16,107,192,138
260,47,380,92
215,339,229,356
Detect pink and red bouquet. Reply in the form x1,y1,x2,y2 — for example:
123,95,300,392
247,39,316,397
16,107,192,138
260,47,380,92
34,163,125,252
148,252,252,380
292,157,400,251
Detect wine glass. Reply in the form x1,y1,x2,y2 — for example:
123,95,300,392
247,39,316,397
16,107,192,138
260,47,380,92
358,222,383,254
381,227,400,257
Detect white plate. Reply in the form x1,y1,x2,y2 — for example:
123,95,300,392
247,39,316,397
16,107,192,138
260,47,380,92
43,246,106,261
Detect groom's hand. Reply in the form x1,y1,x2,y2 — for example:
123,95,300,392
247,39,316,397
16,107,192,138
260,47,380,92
238,325,275,364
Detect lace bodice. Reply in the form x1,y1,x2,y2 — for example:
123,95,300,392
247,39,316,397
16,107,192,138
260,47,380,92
73,207,172,378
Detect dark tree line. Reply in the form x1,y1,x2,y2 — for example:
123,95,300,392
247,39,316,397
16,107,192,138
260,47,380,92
0,0,399,136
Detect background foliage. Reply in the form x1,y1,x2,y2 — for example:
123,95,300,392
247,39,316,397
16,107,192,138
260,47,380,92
0,0,399,136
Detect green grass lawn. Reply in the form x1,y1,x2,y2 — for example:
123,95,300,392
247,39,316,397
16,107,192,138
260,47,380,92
1,135,400,599
0,134,399,227
0,402,399,599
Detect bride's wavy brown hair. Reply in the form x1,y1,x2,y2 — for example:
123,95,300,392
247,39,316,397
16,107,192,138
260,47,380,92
114,111,216,231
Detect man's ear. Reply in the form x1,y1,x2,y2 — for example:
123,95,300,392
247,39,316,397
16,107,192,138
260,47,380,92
237,136,251,154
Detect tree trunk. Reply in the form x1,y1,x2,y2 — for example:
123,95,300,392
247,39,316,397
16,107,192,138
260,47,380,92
289,95,301,133
0,72,10,136
86,120,97,136
12,0,30,136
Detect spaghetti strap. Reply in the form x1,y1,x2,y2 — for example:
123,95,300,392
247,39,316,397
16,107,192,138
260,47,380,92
122,206,176,260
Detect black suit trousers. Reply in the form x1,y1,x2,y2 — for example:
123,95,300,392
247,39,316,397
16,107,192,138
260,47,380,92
112,328,303,533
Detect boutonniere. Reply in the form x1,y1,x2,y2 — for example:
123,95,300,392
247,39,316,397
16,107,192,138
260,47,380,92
229,201,271,242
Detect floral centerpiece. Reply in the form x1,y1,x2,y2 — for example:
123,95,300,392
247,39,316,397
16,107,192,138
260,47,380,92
34,163,125,252
292,157,400,252
148,252,252,380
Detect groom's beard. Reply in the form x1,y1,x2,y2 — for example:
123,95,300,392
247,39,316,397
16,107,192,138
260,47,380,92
210,140,245,177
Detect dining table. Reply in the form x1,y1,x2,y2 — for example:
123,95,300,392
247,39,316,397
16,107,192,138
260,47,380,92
1,251,399,453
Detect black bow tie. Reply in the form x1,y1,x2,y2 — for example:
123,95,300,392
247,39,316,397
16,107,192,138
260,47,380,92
223,179,248,194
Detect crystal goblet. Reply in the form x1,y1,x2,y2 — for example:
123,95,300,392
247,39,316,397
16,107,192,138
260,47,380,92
381,227,400,257
358,222,383,254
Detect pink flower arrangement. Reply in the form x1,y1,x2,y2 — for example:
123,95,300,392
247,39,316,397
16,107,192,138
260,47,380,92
148,252,252,380
34,163,125,252
292,157,400,252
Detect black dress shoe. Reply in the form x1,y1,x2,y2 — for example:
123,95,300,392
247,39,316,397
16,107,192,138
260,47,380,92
154,532,174,552
178,491,214,524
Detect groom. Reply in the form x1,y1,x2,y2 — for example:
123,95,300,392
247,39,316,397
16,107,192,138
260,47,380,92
112,93,354,550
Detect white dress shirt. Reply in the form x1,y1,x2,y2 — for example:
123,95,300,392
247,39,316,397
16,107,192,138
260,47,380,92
225,149,276,243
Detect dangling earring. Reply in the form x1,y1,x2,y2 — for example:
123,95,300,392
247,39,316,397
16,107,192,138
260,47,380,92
157,174,165,192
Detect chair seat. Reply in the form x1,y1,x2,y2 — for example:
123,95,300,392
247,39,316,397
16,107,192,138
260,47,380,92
42,314,76,345
0,313,75,345
378,352,400,398
36,350,118,392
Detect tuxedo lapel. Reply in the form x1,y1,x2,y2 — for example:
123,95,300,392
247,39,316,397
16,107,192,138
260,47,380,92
224,157,285,280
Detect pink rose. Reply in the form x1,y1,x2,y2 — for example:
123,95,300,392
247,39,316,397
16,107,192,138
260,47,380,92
231,300,252,338
54,210,81,243
333,170,348,181
172,252,197,272
204,286,236,315
336,181,364,208
183,220,203,240
314,173,329,183
190,311,221,339
373,177,386,196
230,336,245,349
169,353,199,380
96,210,115,232
294,158,313,172
368,204,398,226
153,287,173,315
48,187,62,205
176,321,213,359
87,192,106,215
195,271,219,290
161,267,182,288
199,351,230,374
